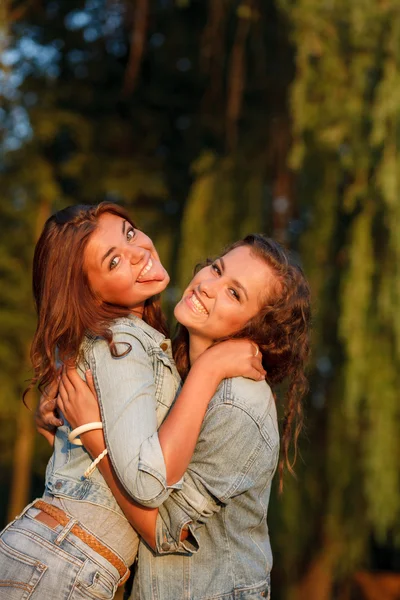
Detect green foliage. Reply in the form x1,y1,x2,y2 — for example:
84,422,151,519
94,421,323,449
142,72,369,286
178,151,266,288
278,0,400,582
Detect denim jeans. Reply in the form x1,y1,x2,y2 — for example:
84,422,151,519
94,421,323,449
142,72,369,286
0,501,124,599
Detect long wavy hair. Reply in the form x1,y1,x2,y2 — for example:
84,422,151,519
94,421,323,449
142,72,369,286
26,203,168,400
173,234,311,490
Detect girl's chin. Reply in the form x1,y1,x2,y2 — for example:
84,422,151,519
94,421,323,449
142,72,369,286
173,311,207,335
173,302,193,327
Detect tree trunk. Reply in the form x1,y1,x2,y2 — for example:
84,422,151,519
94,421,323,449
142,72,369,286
6,199,51,522
6,398,37,522
291,542,341,600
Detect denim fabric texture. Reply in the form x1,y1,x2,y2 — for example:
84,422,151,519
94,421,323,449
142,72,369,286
45,316,182,513
0,502,125,599
132,377,278,600
0,316,182,598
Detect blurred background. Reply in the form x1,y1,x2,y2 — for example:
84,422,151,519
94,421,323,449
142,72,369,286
1,1,400,598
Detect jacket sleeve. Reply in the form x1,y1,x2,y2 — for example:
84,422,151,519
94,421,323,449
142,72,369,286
89,327,182,508
153,402,279,555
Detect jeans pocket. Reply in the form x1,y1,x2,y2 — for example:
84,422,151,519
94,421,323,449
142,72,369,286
0,536,47,599
73,560,117,600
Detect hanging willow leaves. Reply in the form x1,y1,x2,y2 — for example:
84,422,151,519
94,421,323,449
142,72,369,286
276,0,400,592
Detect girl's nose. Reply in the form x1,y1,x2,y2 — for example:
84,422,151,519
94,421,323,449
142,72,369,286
128,246,146,265
198,279,217,298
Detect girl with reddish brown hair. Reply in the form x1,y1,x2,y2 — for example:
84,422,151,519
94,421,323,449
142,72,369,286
0,203,264,600
53,233,311,600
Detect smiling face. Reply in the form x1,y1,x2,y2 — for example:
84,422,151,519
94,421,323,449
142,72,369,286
174,245,278,348
85,212,169,315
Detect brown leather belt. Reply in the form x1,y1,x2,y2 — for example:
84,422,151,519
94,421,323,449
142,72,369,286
33,500,130,586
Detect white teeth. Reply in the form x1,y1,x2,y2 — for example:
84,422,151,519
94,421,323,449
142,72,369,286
190,294,208,315
137,258,153,280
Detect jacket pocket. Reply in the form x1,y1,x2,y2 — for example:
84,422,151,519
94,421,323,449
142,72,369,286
0,536,46,599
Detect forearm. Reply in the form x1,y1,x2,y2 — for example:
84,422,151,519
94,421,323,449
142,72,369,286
81,430,159,548
38,427,56,446
80,358,221,536
158,357,221,485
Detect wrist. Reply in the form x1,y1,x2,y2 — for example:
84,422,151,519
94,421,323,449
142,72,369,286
191,351,222,386
80,429,106,458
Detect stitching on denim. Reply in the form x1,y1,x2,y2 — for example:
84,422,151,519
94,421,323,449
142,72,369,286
0,536,43,568
249,476,271,571
0,581,32,589
195,579,271,600
7,526,83,567
66,537,120,584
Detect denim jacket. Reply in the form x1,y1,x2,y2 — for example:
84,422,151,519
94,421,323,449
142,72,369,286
45,316,182,515
132,377,279,600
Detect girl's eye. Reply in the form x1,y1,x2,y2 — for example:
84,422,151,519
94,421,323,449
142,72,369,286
110,256,121,270
211,263,221,275
229,288,240,301
127,227,135,241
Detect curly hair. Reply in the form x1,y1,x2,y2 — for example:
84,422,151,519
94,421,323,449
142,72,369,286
26,203,168,402
173,234,311,490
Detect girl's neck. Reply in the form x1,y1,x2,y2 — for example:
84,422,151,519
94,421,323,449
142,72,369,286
188,334,212,366
130,303,145,319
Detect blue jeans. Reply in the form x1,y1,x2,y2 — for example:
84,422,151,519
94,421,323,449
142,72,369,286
0,500,125,599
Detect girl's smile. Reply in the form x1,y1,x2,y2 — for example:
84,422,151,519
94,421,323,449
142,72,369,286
85,213,169,313
184,290,209,316
174,245,279,348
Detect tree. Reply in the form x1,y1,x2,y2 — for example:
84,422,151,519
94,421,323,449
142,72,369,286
274,0,400,597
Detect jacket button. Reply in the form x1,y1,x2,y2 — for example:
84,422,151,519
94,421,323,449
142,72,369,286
55,481,63,490
160,342,168,351
161,542,171,551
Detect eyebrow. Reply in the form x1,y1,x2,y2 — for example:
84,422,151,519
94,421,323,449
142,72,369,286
219,257,249,301
101,219,127,265
101,247,116,265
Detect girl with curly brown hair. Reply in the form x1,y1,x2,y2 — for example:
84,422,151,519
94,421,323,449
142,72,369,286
56,233,311,600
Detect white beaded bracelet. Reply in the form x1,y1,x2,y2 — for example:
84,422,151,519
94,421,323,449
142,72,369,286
84,449,108,478
68,422,103,446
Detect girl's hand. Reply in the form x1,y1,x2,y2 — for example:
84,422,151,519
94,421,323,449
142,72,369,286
57,367,101,430
198,339,266,382
35,378,63,446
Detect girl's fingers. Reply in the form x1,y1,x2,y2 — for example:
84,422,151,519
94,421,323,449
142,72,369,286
41,399,63,427
58,377,69,404
250,342,259,357
250,357,264,375
43,396,57,411
44,377,59,399
61,366,76,392
61,369,75,397
65,366,82,389
56,393,64,414
85,370,97,397
46,413,64,428
250,359,266,380
248,367,263,381
35,396,63,430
